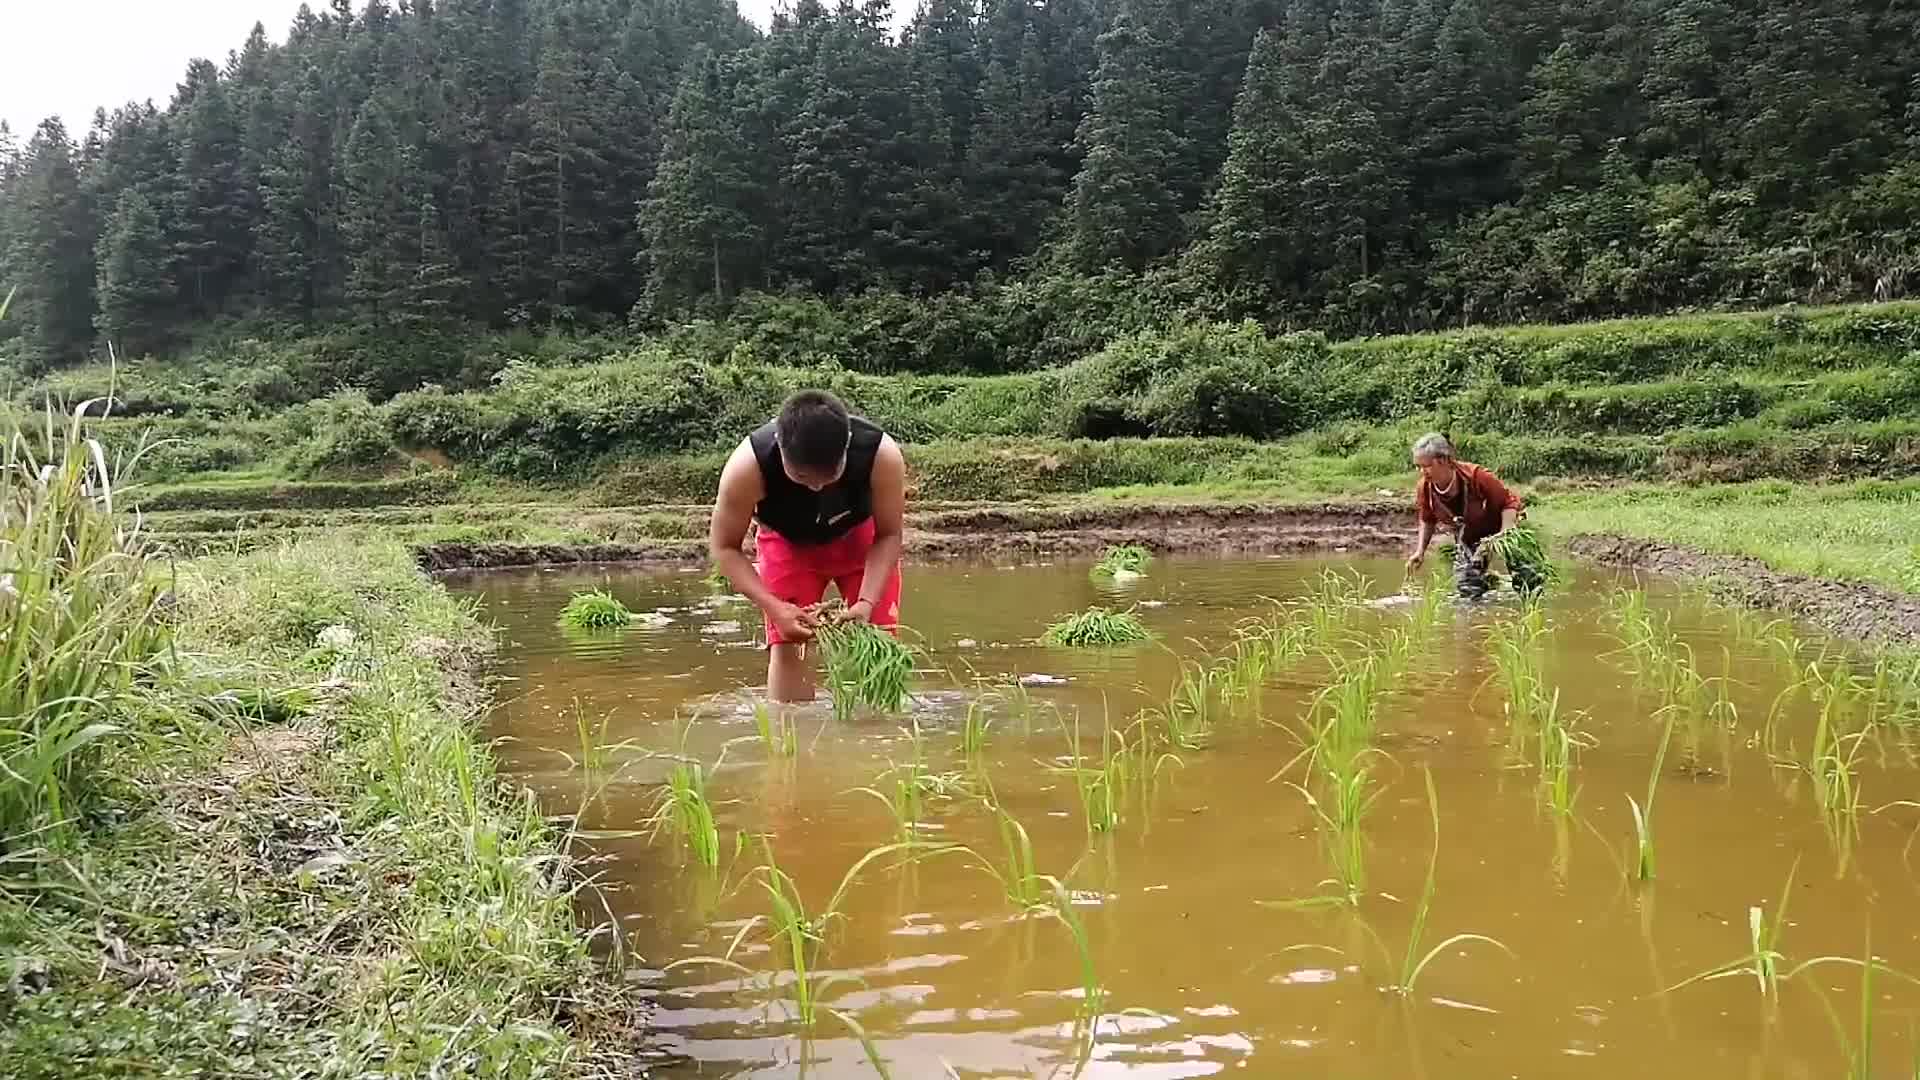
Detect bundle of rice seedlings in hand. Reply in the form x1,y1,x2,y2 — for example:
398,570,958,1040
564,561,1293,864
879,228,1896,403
560,589,631,628
814,607,914,719
1092,544,1153,579
1043,607,1153,647
1485,523,1561,591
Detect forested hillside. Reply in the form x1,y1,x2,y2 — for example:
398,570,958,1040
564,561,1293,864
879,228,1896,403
3,0,1919,371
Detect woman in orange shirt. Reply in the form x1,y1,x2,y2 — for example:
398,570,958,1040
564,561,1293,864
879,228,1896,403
1404,432,1538,598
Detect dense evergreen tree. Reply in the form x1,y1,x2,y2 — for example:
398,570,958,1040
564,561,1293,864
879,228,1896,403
1062,5,1188,271
4,0,1920,363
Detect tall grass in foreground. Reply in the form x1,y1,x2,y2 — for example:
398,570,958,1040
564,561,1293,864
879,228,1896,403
0,399,167,840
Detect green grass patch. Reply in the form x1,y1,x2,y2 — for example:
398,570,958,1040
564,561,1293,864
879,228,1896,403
1535,479,1920,593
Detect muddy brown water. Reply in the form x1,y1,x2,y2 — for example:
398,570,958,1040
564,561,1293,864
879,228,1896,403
457,555,1920,1078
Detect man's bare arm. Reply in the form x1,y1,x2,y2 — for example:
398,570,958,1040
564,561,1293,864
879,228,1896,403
851,437,907,615
709,440,786,615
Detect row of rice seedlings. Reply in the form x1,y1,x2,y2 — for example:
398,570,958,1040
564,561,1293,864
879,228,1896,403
1091,543,1152,578
559,588,632,628
1042,607,1153,647
815,618,915,720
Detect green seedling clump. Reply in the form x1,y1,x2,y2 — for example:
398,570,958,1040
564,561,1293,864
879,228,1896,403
560,588,631,628
1044,607,1152,647
815,616,914,719
1092,544,1153,578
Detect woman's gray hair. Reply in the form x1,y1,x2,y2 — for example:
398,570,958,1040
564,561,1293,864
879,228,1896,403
1411,432,1455,462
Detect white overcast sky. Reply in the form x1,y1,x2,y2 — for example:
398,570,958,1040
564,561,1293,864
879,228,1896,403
2,0,809,140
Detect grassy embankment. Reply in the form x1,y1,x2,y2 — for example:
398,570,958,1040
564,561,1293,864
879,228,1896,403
0,409,631,1075
31,301,1920,589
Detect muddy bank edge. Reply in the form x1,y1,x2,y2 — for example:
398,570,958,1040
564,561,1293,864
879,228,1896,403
418,500,1412,571
1569,533,1920,646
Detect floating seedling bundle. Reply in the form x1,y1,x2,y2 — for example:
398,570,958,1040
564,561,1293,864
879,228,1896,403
1043,606,1153,646
560,588,631,628
1091,543,1153,578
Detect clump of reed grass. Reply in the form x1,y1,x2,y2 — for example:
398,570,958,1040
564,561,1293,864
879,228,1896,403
1091,543,1152,578
1042,607,1151,647
0,399,168,838
559,588,631,629
814,618,914,719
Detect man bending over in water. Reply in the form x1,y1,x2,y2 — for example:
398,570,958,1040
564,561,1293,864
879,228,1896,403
709,389,907,702
1404,432,1539,598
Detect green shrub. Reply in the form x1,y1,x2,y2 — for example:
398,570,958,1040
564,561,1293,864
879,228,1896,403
1062,322,1317,438
285,391,403,478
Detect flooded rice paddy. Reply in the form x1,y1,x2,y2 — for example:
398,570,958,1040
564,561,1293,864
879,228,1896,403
458,555,1920,1078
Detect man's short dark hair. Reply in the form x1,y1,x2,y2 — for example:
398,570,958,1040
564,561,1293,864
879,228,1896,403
776,390,851,470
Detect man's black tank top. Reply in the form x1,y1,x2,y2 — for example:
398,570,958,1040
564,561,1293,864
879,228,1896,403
749,415,884,545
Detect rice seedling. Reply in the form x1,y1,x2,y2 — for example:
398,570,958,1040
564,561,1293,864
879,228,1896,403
1536,690,1592,817
1662,858,1801,1001
815,618,915,720
1791,930,1920,1080
753,701,797,758
1042,607,1152,647
975,786,1049,910
1150,659,1219,750
1487,605,1550,755
1214,625,1274,711
960,697,994,759
1091,543,1152,578
1283,748,1386,907
682,837,957,1028
0,398,168,839
1391,767,1512,994
1037,874,1106,1021
559,588,631,629
646,755,727,870
1051,707,1132,836
1627,706,1678,882
702,561,732,591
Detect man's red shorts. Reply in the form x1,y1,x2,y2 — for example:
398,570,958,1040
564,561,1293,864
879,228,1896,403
755,518,903,645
